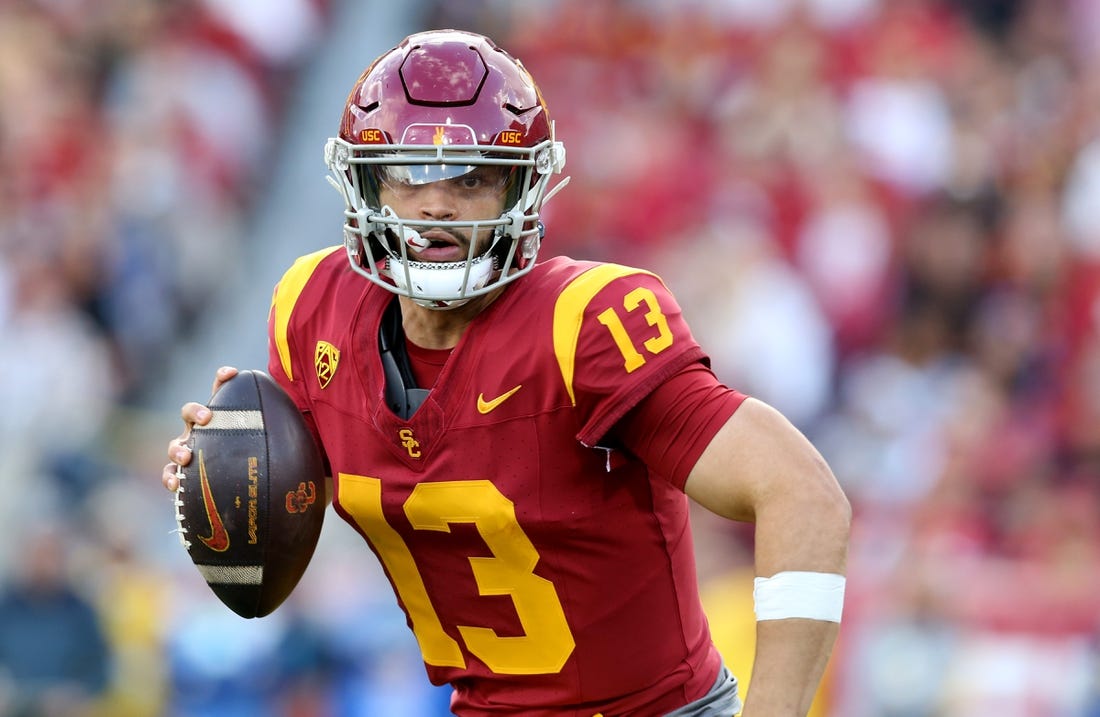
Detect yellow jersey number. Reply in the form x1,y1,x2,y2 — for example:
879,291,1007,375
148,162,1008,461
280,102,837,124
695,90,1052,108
338,475,576,675
596,286,674,373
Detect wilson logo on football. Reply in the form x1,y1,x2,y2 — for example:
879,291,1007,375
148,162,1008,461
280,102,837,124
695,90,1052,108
286,481,318,514
315,341,340,389
247,456,260,545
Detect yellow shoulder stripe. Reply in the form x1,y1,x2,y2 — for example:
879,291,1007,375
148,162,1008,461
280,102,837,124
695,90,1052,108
271,246,342,381
552,264,656,405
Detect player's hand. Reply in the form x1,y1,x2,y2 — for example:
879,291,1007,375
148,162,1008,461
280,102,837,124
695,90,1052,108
162,366,239,492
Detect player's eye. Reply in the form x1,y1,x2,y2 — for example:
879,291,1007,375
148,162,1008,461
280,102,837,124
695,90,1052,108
452,167,507,192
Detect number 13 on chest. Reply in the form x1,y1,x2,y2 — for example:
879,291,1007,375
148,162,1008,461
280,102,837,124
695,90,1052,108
339,474,576,675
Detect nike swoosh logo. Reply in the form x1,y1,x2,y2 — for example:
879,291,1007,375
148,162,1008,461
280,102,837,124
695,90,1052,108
196,449,230,552
477,384,522,414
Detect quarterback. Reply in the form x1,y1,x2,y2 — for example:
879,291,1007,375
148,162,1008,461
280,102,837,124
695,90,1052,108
164,29,850,716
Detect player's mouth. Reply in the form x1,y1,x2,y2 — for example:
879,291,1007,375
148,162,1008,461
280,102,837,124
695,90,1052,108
413,229,470,262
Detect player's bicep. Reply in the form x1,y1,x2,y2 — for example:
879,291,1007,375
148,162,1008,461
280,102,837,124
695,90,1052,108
685,398,843,522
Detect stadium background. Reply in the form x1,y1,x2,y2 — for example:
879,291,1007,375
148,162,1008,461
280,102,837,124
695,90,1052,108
1,0,1099,714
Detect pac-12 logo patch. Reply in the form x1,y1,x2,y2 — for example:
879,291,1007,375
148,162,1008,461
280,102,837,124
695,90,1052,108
315,341,340,389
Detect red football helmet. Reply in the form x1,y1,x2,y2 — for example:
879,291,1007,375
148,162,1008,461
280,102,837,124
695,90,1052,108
324,29,568,308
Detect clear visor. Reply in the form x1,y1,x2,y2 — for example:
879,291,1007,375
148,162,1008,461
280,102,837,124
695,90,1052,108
379,163,478,186
369,164,520,207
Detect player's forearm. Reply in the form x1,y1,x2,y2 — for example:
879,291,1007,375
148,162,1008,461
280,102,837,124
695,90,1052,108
750,476,850,577
744,455,849,716
740,618,839,716
684,398,851,714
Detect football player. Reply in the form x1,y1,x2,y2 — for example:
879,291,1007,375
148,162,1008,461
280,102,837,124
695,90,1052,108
164,29,850,717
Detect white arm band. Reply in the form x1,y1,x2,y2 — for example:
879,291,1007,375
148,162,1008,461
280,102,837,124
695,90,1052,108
753,571,846,623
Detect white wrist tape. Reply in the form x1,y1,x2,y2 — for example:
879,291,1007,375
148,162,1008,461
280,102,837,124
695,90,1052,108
753,571,846,623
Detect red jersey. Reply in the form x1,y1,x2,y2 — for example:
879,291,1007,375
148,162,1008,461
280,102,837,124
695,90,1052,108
268,250,727,715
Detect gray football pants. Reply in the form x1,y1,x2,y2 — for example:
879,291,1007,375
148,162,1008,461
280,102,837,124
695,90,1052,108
663,664,742,717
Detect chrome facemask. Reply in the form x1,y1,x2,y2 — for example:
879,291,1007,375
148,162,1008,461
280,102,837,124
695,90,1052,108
324,128,567,309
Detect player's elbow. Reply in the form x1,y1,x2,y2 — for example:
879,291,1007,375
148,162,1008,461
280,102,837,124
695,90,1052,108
810,458,852,555
776,455,851,570
807,451,850,526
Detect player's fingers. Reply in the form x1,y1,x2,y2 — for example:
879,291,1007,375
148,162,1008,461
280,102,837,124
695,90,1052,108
181,401,212,427
167,436,191,466
162,462,182,492
211,365,239,395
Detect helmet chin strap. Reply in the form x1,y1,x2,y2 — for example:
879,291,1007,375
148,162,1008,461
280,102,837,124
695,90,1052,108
385,253,496,310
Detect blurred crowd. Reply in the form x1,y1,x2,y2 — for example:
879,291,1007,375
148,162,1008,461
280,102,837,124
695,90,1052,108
0,1,357,715
458,0,1100,714
2,0,1100,714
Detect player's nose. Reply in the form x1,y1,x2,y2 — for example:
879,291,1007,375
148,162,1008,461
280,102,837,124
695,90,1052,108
413,183,459,221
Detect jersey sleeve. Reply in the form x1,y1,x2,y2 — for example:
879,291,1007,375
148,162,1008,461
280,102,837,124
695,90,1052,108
614,364,748,489
551,264,709,447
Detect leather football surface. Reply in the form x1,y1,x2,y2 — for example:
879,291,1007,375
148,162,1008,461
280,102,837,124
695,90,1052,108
174,369,325,618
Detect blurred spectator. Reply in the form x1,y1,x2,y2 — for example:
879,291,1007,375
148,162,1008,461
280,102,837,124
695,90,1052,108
1064,137,1100,259
0,524,111,717
653,213,836,426
842,2,958,198
0,1,335,714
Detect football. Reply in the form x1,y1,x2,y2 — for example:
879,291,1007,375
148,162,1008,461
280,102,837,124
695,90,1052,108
174,369,325,618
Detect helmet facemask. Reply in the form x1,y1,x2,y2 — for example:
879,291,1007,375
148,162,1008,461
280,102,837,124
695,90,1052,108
325,134,565,309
